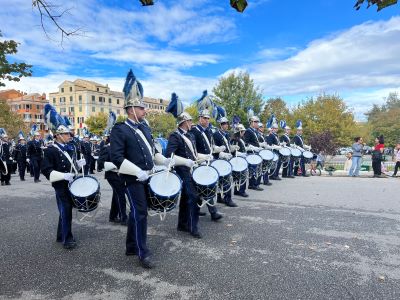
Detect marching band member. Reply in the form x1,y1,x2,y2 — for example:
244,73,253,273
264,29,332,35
230,124,249,197
293,120,310,177
14,131,28,181
279,121,295,178
42,104,86,249
266,116,282,180
190,108,223,221
110,70,173,269
243,115,263,191
213,114,237,207
166,93,203,238
0,129,13,186
80,130,92,175
257,123,272,186
27,131,44,183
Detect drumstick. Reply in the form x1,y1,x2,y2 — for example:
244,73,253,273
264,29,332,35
165,153,174,181
81,154,84,177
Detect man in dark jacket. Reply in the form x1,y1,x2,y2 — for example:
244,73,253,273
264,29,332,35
14,135,28,181
1,131,13,185
27,132,44,183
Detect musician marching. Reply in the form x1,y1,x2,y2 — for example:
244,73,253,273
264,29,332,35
0,129,13,186
80,131,92,175
293,120,310,177
41,104,86,249
190,109,223,221
266,117,282,181
279,121,295,178
230,124,249,197
110,70,174,269
243,115,264,191
213,115,238,207
27,131,44,183
14,131,28,181
257,123,272,186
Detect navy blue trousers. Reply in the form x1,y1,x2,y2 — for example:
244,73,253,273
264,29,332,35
55,187,74,245
31,157,42,180
217,179,233,204
83,155,92,175
107,176,127,222
125,182,150,259
282,159,294,177
249,174,261,188
177,171,200,234
272,159,282,178
17,160,26,179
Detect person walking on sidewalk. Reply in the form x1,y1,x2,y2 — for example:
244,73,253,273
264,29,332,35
349,137,364,177
372,135,385,178
392,142,400,177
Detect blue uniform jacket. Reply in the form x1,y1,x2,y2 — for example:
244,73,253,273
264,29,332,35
243,128,260,147
190,125,213,155
293,135,304,148
27,140,43,160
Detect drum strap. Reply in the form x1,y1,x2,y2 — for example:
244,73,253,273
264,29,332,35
218,130,231,152
53,144,78,175
250,128,259,146
125,121,154,156
195,127,212,154
177,131,197,159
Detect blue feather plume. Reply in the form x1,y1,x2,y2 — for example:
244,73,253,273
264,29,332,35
64,116,72,127
296,120,302,129
266,116,272,128
196,90,214,112
166,92,184,118
279,120,286,129
247,108,254,120
123,69,143,100
30,124,38,136
103,111,117,135
44,104,67,131
0,128,6,136
214,105,226,121
232,115,241,127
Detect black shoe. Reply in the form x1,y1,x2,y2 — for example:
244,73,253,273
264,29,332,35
226,201,238,207
34,179,41,183
249,186,263,191
199,211,206,217
90,172,95,174
263,182,272,186
190,231,202,239
56,238,62,243
216,197,224,204
288,176,295,178
211,213,223,221
109,217,121,223
120,219,128,226
234,191,249,197
1,182,4,186
177,225,189,232
20,178,25,181
5,182,11,186
125,249,138,256
270,177,281,181
139,257,155,269
63,241,77,249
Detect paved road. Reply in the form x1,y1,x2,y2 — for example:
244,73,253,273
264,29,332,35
1,173,400,299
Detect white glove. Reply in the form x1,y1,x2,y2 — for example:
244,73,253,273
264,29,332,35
213,145,226,154
184,159,195,168
77,158,86,168
236,151,246,158
26,158,30,163
63,173,75,182
280,142,287,146
136,170,149,182
164,158,175,168
219,152,232,160
230,145,240,152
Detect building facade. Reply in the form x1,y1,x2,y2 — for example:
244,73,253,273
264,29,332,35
0,90,49,135
49,79,169,135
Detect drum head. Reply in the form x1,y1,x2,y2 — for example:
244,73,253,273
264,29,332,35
303,151,314,159
192,166,219,186
246,154,262,166
259,150,274,161
273,153,279,162
291,148,302,157
279,148,291,156
211,160,232,177
229,157,248,172
70,176,99,197
149,172,181,197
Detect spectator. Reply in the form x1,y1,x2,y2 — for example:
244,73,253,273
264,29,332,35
344,152,352,171
372,135,385,178
348,137,364,177
392,142,400,177
316,151,325,169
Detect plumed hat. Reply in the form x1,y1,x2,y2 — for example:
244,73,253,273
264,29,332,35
123,69,144,109
103,111,117,136
296,120,303,130
44,104,70,135
18,130,25,140
166,92,192,125
280,120,291,130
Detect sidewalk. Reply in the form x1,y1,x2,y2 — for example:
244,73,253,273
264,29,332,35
320,170,395,178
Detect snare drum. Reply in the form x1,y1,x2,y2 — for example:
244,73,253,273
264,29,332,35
246,154,262,179
302,150,314,163
229,156,248,187
259,149,274,173
269,153,279,174
278,147,291,163
290,148,302,160
192,165,219,201
69,175,101,212
211,159,233,193
148,171,182,213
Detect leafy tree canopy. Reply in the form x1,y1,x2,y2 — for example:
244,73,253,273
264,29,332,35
85,112,108,136
0,100,27,138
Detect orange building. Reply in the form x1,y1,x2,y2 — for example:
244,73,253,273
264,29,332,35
0,89,49,135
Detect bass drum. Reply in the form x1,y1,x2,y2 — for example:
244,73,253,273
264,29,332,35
154,138,168,156
69,175,101,212
0,159,8,175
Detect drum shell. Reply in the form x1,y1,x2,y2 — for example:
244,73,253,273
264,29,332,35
69,175,101,212
246,154,262,178
192,165,219,200
229,156,248,186
278,148,291,163
302,151,314,163
148,170,182,212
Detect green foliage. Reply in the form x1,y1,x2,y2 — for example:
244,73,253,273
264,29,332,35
261,97,290,124
0,100,27,138
146,111,177,138
365,92,400,147
116,115,127,123
212,71,264,126
0,31,32,87
354,0,397,11
85,112,108,136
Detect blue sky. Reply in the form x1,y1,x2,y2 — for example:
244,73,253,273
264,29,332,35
1,0,400,120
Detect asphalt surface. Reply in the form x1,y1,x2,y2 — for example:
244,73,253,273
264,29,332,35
1,173,400,300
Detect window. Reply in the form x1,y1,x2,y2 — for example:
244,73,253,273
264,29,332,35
53,98,56,104
105,89,108,93
159,99,163,104
97,88,99,92
79,95,82,103
77,117,85,123
69,107,74,113
92,106,96,112
61,87,64,93
101,107,104,112
70,96,73,103
92,95,95,102
116,99,120,105
117,109,120,115
99,96,105,103
108,98,112,104
79,106,82,112
69,87,72,92
36,105,40,110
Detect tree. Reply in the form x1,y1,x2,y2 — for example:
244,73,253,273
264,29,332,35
0,100,27,138
261,97,291,125
116,115,127,123
212,71,264,126
365,92,400,147
288,94,356,146
0,31,32,87
354,0,398,11
308,131,338,155
85,112,108,136
146,111,177,138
